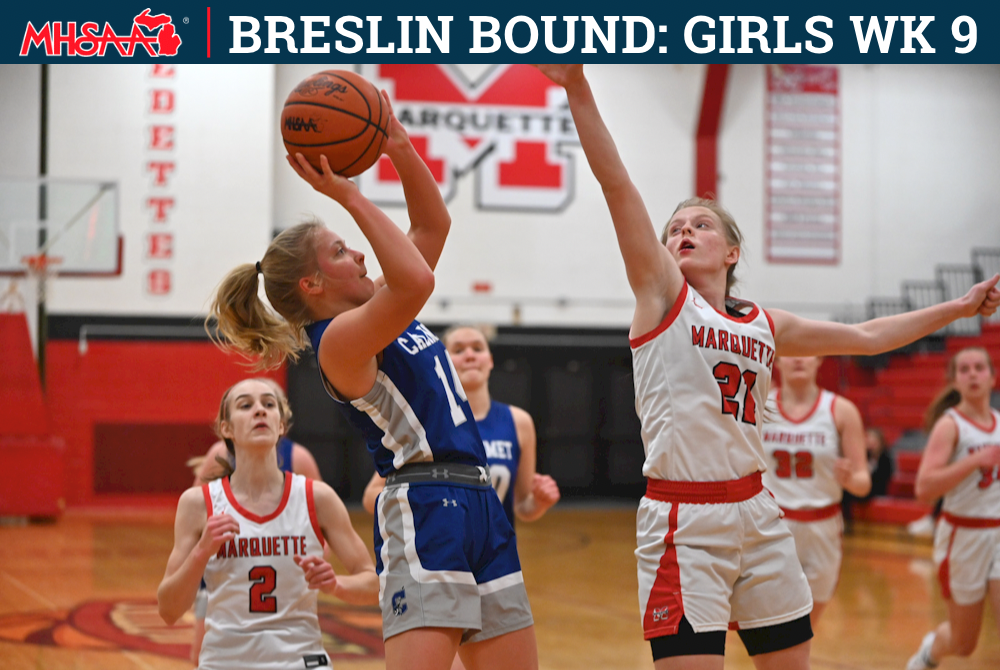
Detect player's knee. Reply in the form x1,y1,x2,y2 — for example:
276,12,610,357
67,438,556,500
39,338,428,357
737,614,813,656
649,617,726,660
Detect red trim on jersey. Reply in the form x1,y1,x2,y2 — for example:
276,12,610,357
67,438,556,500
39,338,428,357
645,472,763,504
630,282,688,349
763,309,775,337
780,502,841,522
201,484,213,517
829,393,839,422
305,478,325,547
776,389,825,424
941,511,1000,528
221,474,292,523
713,298,760,323
952,408,998,434
642,502,684,638
938,525,958,600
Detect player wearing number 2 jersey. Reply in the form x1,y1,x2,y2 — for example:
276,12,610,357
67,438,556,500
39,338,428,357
536,63,1000,670
907,348,1000,670
157,379,378,669
761,357,870,626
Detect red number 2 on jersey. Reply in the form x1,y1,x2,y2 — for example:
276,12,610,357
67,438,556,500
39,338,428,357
249,565,277,613
713,362,758,425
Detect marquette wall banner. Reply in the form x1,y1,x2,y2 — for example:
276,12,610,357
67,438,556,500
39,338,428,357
4,2,999,63
764,64,840,264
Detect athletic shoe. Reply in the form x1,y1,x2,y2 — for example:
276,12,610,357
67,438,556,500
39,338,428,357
906,632,938,670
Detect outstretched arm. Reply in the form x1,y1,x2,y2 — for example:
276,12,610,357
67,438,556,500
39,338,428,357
770,274,1000,357
535,65,683,336
380,93,451,272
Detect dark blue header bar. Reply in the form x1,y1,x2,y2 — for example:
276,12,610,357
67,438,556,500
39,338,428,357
6,2,997,63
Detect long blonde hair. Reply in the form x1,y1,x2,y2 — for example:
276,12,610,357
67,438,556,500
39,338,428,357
207,221,323,369
924,347,996,432
661,197,744,297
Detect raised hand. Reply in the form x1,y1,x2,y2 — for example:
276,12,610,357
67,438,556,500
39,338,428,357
294,554,338,593
286,152,359,207
962,273,1000,317
198,513,240,556
531,473,561,511
833,458,853,489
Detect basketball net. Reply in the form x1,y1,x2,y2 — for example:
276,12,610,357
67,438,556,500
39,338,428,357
21,254,62,303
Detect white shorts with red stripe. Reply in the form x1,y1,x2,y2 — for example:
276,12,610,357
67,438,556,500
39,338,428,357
781,504,843,604
636,473,813,638
933,512,1000,606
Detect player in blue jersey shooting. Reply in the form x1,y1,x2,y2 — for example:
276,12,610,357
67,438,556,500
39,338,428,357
209,92,538,670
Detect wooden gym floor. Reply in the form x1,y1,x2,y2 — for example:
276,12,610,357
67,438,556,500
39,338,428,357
0,504,997,669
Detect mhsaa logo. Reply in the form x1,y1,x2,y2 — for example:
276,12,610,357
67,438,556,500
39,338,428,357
357,65,578,212
20,8,182,57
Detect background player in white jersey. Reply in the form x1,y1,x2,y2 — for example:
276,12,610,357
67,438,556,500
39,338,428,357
535,64,1000,670
361,324,561,523
907,348,1000,670
209,95,538,670
762,356,870,625
157,378,378,669
187,378,323,665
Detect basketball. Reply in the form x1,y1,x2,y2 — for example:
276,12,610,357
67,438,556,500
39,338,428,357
280,70,390,178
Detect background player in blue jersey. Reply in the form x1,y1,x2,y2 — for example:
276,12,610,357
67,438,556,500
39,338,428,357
187,378,323,665
209,94,538,670
362,324,561,527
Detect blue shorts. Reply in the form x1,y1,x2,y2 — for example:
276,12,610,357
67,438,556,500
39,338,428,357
374,473,533,643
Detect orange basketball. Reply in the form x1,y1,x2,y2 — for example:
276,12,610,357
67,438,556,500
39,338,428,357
280,70,390,178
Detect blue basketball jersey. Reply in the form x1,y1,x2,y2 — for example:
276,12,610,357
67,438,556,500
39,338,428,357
305,319,488,476
275,436,294,473
479,401,521,526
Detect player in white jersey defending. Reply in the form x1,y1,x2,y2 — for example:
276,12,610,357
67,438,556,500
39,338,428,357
535,64,1000,670
157,378,379,669
762,356,870,626
907,348,1000,670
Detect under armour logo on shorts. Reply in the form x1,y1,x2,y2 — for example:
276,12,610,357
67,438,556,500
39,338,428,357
442,498,458,507
392,588,407,616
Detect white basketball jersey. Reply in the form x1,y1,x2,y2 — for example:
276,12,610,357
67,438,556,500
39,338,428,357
761,389,843,509
631,282,775,481
200,474,330,670
941,408,1000,519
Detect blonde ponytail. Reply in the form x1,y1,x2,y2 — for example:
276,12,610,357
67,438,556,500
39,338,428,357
207,221,324,369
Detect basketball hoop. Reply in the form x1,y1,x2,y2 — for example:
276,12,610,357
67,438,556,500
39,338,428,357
21,254,62,302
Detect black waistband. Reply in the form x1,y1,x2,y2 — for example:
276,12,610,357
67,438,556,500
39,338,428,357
384,462,491,487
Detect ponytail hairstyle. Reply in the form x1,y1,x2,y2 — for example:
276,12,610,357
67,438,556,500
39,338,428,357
207,377,295,481
208,221,325,370
923,346,995,432
661,197,745,297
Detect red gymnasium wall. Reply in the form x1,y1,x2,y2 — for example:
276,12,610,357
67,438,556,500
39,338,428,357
45,340,282,505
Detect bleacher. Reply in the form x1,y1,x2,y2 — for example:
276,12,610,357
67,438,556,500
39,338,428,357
835,247,1000,527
